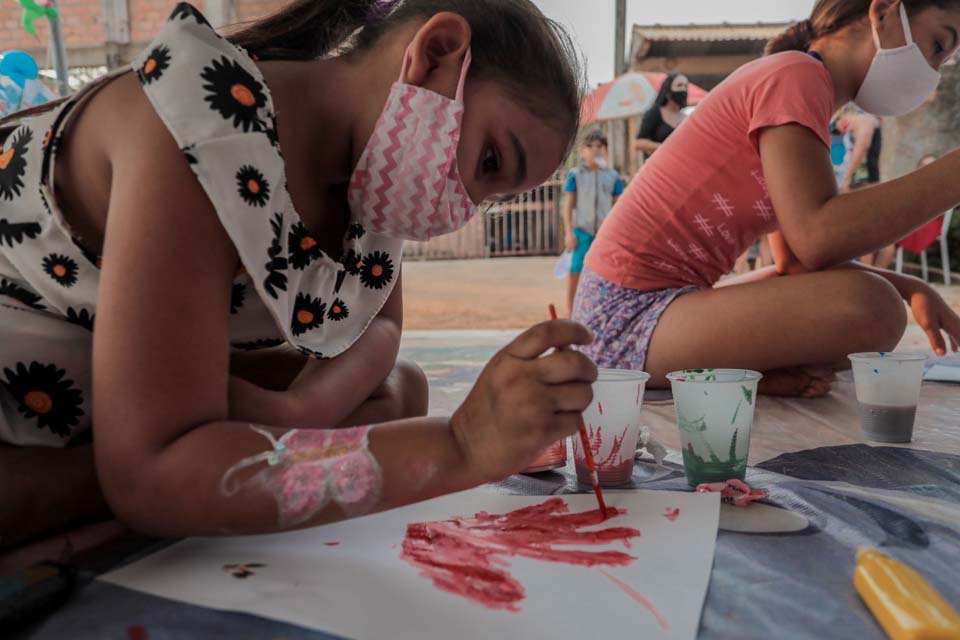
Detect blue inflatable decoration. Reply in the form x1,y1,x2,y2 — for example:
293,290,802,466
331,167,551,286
0,49,39,89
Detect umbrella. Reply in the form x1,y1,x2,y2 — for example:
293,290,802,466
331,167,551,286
0,50,57,117
581,72,708,125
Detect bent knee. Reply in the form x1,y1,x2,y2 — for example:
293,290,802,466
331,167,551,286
838,271,906,350
394,359,429,418
375,360,429,421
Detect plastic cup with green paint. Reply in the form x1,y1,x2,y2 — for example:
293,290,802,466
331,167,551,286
666,369,763,487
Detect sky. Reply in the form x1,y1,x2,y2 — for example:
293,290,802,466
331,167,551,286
532,0,816,87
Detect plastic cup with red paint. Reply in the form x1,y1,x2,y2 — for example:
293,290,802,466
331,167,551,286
848,352,926,443
667,369,762,487
573,369,651,487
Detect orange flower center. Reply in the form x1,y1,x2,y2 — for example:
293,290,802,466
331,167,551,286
0,148,14,170
297,310,315,324
332,306,341,314
247,179,260,194
53,264,67,277
43,130,52,147
300,236,317,250
371,264,384,277
24,391,53,414
144,58,157,74
231,84,256,107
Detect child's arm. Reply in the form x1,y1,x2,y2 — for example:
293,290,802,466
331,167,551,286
562,171,577,251
758,123,960,269
92,87,597,537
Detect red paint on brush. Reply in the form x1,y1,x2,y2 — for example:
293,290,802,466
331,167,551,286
127,626,148,640
549,303,607,517
598,569,670,631
323,542,341,546
663,508,680,522
400,497,641,612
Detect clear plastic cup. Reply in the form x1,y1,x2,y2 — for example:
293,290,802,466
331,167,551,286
667,369,763,487
573,369,651,487
848,352,926,443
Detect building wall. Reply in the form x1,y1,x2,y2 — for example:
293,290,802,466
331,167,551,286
0,0,288,67
880,61,960,180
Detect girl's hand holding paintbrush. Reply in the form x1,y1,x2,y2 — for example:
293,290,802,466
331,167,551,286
451,321,597,482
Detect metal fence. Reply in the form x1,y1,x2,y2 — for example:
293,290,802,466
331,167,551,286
404,172,566,260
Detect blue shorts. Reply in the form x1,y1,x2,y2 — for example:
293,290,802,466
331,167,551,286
571,229,594,275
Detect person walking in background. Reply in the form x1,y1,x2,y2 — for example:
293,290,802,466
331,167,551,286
635,73,689,160
836,105,895,267
562,131,624,315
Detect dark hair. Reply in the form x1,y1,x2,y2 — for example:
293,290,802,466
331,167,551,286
230,0,585,145
654,72,685,107
582,130,608,148
5,0,585,156
766,0,960,55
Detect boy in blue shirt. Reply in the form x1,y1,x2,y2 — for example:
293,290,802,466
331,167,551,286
562,131,624,315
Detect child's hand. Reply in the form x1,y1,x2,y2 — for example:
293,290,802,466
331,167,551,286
909,285,960,356
451,320,597,482
564,232,578,252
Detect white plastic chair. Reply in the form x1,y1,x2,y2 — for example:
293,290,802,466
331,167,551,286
896,209,953,285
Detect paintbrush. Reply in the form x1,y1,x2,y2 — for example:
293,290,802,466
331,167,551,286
549,304,608,518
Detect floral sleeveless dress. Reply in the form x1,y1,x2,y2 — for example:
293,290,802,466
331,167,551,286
0,3,403,447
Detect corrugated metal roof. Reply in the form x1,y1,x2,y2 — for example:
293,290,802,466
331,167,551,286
632,22,792,43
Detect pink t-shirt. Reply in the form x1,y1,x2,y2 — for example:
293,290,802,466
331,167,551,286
586,52,835,291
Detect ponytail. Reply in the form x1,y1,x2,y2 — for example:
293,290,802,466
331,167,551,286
765,19,816,54
228,0,390,61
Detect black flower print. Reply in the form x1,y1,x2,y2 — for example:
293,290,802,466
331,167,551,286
231,282,246,315
341,248,362,276
182,145,198,165
137,45,171,85
347,223,365,240
65,307,95,331
2,362,84,437
327,298,349,322
71,236,101,268
287,222,323,270
0,219,41,247
170,2,211,26
42,254,79,288
298,347,325,360
291,293,325,336
0,279,45,310
38,188,52,215
0,127,32,201
359,251,395,290
263,213,288,299
201,56,267,132
236,165,270,207
264,112,280,149
232,338,286,351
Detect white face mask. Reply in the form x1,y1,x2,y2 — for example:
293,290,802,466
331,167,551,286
854,3,941,117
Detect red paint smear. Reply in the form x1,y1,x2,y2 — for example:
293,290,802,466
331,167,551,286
598,402,603,415
598,569,670,631
127,626,148,640
663,508,680,522
324,542,341,546
400,497,641,612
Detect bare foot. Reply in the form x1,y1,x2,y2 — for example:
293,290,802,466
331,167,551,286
759,366,836,398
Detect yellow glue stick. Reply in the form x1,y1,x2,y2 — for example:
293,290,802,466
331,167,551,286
854,547,960,640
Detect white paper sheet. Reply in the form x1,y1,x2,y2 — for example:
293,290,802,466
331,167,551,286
101,490,720,640
924,364,960,383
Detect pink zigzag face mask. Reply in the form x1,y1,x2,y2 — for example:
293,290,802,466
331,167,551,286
348,48,478,241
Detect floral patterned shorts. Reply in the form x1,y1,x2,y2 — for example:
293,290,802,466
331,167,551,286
572,268,700,371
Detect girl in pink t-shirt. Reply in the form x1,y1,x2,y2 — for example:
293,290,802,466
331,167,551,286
575,0,960,397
